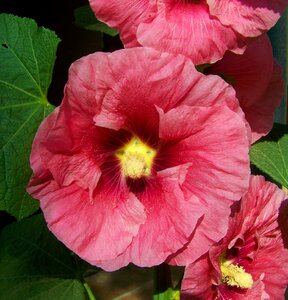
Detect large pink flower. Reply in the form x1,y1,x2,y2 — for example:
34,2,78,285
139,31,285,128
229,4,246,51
89,0,288,64
204,34,284,143
27,48,250,271
181,176,288,299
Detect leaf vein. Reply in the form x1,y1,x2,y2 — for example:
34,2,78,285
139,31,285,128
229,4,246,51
12,233,76,273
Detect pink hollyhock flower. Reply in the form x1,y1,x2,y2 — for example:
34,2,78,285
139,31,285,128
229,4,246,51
27,48,250,271
89,0,288,64
180,176,288,299
89,0,246,64
204,34,284,143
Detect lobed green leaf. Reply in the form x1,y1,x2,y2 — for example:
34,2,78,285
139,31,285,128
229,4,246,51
0,14,60,220
0,214,91,300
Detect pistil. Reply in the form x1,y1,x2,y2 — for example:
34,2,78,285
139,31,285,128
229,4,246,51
220,256,253,289
116,137,156,179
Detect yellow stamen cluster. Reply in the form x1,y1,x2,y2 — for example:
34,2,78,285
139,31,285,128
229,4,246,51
116,137,156,179
220,256,253,289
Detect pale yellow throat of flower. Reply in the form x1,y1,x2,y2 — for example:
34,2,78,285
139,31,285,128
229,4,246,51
115,137,156,179
220,256,253,289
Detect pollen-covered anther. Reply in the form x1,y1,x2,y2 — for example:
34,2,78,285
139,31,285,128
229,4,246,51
220,257,253,289
116,137,156,179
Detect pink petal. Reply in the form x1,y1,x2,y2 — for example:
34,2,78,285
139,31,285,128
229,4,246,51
137,1,245,64
216,279,265,299
96,164,205,270
232,176,288,297
220,176,288,298
35,181,146,265
160,105,250,265
93,48,212,130
250,240,288,299
243,61,284,142
207,0,288,37
206,34,274,108
181,256,214,300
180,176,288,299
206,34,282,142
29,104,102,202
88,0,154,47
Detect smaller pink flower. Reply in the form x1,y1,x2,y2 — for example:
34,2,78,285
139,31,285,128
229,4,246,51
180,176,288,299
204,34,284,143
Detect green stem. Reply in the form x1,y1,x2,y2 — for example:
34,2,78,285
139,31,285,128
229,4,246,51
153,263,173,300
84,282,96,300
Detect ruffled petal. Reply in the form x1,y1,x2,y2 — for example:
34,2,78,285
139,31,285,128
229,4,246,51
160,105,250,265
96,164,205,270
32,181,146,265
89,0,154,47
207,0,288,37
181,256,214,300
137,1,245,64
216,279,265,299
93,48,211,130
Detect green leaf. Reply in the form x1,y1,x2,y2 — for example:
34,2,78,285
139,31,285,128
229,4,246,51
0,14,60,220
0,214,91,300
74,6,119,37
153,288,180,300
250,123,288,188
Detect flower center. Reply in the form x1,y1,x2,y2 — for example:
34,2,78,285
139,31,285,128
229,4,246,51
220,256,253,289
116,137,156,179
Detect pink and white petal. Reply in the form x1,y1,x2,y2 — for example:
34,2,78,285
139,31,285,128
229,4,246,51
89,0,154,47
37,181,146,264
207,0,288,37
181,256,214,300
207,34,274,107
243,61,284,142
137,2,246,64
